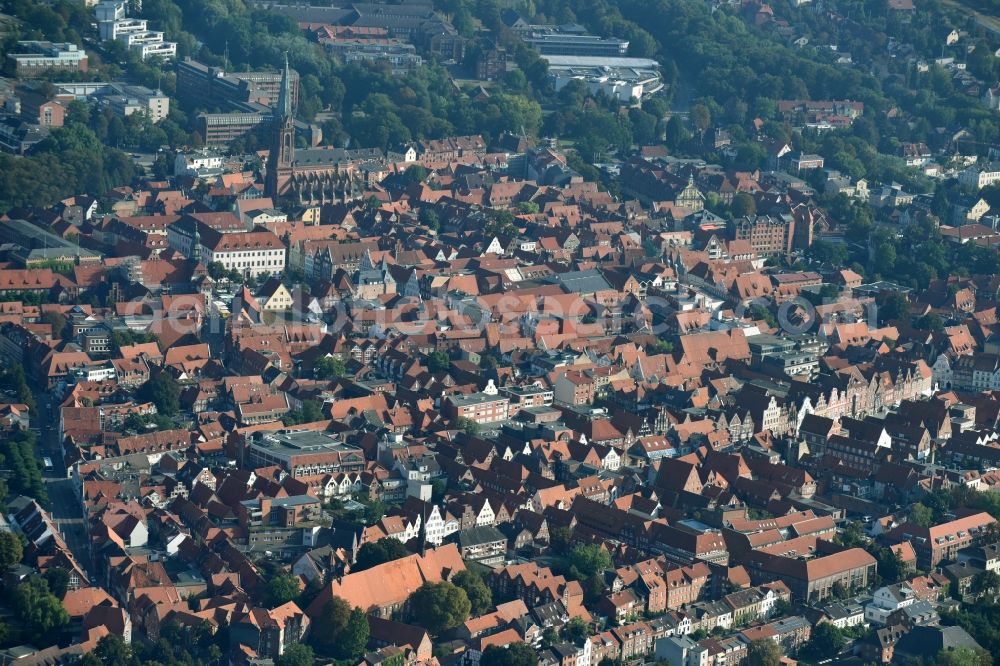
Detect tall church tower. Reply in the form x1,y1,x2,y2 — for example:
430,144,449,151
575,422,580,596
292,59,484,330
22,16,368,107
265,54,295,200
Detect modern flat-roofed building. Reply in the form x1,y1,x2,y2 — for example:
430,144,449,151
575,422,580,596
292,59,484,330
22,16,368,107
243,429,366,477
55,81,170,123
239,495,322,530
321,37,423,75
6,42,88,77
101,17,147,41
95,0,126,24
177,57,299,110
96,0,177,60
124,33,177,61
196,109,271,145
551,63,662,103
174,150,226,177
458,526,508,567
501,384,553,417
443,391,510,425
524,31,629,57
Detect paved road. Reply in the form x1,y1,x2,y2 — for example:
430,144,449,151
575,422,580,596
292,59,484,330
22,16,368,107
940,0,1000,37
35,395,94,577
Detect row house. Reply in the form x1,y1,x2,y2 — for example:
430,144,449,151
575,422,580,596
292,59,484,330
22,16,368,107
740,615,812,654
649,523,729,565
492,562,586,615
612,621,655,660
886,512,996,569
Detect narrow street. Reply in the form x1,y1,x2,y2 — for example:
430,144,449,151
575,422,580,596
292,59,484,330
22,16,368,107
34,394,94,578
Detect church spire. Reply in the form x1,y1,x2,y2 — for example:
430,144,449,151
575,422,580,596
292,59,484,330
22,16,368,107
277,52,292,121
266,52,295,200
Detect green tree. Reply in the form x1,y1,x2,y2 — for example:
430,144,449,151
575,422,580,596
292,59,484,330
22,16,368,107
314,355,347,379
940,602,1000,655
1,429,47,502
40,311,68,339
283,399,325,426
402,165,430,185
78,651,103,666
935,647,991,666
562,616,590,644
93,634,137,666
831,581,851,600
650,339,674,355
354,538,410,572
807,240,849,266
138,371,180,416
665,115,690,150
310,597,351,654
308,600,368,658
455,417,481,437
0,364,36,414
565,544,611,580
338,607,370,660
691,103,711,141
277,643,314,666
13,575,70,642
879,292,911,325
549,527,573,555
409,581,471,635
749,304,777,327
875,243,897,272
746,639,782,666
431,478,447,502
836,521,865,549
207,262,229,281
771,598,792,618
427,350,451,373
122,412,174,432
874,546,907,585
971,571,1000,598
915,313,945,332
0,531,24,570
561,543,610,604
480,642,539,666
266,572,301,608
44,567,71,599
736,142,767,169
730,193,757,218
419,207,441,230
110,330,157,354
909,503,935,528
453,569,493,616
800,623,845,661
362,498,388,524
